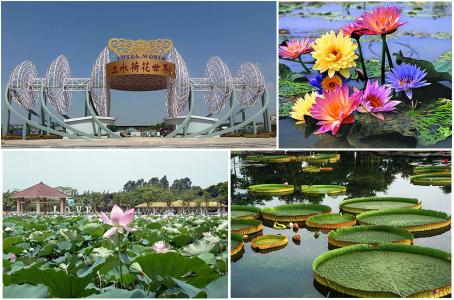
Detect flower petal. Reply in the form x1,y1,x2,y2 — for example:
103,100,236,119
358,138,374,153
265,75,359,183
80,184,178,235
110,205,124,221
100,212,112,225
119,209,135,226
103,227,117,238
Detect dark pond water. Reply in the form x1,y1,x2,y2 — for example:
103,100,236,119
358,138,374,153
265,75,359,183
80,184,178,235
231,152,451,298
279,2,452,148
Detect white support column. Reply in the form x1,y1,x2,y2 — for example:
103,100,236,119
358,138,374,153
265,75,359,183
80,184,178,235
36,199,41,214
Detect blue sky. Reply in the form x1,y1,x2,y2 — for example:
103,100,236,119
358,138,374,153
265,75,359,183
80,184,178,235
2,1,276,125
3,150,228,192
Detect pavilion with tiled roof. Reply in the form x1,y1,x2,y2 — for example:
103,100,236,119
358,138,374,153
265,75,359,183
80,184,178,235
12,182,69,214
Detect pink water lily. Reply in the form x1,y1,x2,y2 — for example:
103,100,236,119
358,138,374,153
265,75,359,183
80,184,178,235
100,204,136,238
152,241,169,253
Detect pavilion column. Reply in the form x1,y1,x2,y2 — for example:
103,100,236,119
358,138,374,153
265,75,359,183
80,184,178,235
60,198,65,215
36,198,41,214
16,198,20,214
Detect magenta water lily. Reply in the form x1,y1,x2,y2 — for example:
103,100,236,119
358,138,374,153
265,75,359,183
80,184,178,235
386,63,430,100
355,80,401,120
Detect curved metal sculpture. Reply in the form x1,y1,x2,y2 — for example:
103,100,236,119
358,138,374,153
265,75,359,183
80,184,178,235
204,56,233,115
9,60,39,111
89,47,111,117
165,48,190,118
45,55,72,116
236,62,265,109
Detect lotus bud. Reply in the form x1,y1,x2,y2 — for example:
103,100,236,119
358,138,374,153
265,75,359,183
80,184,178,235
288,222,294,228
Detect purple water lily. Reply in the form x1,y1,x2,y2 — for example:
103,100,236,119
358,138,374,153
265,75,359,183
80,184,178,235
385,63,430,99
354,80,401,120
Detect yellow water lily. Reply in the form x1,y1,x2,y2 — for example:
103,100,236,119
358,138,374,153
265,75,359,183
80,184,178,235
311,31,358,78
290,91,320,124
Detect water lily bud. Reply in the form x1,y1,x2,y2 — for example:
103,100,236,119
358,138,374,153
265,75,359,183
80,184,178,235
292,234,301,242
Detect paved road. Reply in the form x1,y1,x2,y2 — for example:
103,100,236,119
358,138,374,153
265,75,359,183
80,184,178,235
2,137,277,149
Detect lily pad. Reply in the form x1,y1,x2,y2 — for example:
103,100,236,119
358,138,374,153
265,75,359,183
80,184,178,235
357,208,451,232
306,213,356,229
410,173,451,186
279,80,317,97
231,205,261,219
262,203,331,222
414,165,451,174
231,219,263,235
434,51,452,76
300,185,347,195
328,225,414,248
351,98,452,146
339,196,421,214
231,233,244,256
180,239,216,256
313,243,451,297
249,184,294,194
251,234,288,250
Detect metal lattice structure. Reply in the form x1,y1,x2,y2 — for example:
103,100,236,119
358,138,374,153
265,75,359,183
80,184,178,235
236,62,266,109
89,47,111,116
4,43,270,139
165,48,190,118
203,56,233,115
45,55,72,116
9,61,39,110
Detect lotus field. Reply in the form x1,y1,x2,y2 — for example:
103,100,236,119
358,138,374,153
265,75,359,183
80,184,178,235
3,206,228,298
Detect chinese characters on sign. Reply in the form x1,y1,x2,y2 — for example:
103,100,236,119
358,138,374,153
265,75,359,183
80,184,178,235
106,59,176,79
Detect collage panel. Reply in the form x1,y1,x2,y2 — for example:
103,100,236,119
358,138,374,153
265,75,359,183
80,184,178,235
3,150,229,298
230,150,451,297
1,1,277,149
278,1,452,148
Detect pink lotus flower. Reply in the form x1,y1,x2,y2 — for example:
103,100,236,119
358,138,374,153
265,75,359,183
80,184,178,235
100,205,136,238
356,6,407,35
341,22,367,39
279,39,313,59
354,80,401,120
310,85,362,135
8,253,16,261
152,241,169,253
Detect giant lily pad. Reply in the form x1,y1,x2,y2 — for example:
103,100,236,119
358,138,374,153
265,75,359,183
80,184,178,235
245,155,294,163
231,219,263,235
249,184,294,194
410,173,451,186
328,225,414,248
251,234,288,251
262,203,331,222
313,243,451,297
306,213,356,229
300,185,346,195
350,98,452,146
231,205,261,219
414,165,451,174
339,196,421,214
231,234,244,256
357,208,451,232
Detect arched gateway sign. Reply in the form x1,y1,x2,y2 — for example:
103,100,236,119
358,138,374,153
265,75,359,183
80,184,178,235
3,38,271,139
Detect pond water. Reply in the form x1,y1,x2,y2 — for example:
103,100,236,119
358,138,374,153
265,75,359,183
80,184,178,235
279,2,452,148
231,152,451,298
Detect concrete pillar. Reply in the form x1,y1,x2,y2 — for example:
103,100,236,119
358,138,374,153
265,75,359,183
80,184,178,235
16,199,20,214
36,199,41,214
53,206,57,213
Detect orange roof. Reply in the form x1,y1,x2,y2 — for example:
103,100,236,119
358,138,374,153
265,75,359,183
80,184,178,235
12,182,69,199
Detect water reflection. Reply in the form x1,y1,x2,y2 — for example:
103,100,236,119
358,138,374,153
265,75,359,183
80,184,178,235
231,152,451,298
